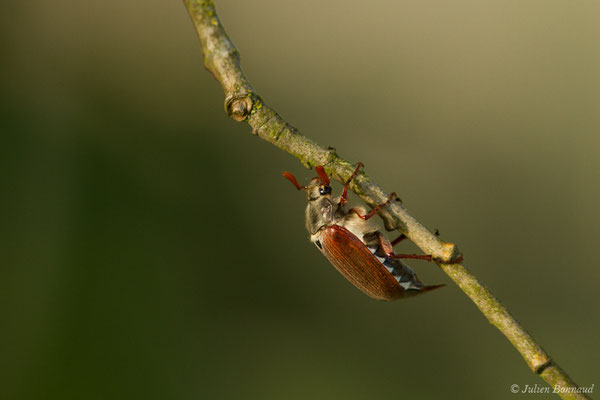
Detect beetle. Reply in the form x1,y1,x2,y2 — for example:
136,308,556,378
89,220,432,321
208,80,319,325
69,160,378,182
282,163,444,301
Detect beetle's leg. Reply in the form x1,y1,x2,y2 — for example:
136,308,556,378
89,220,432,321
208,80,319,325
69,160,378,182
390,234,407,246
371,232,394,255
352,192,398,220
375,233,464,263
373,233,432,260
391,249,464,263
392,251,464,263
391,253,434,261
340,162,364,206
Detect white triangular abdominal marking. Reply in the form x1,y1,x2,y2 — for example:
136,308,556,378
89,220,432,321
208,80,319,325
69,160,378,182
367,246,423,291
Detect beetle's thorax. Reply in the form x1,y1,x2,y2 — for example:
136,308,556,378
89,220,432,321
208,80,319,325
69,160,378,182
305,196,341,235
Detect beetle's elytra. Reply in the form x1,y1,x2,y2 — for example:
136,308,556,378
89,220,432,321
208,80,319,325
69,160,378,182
283,163,443,301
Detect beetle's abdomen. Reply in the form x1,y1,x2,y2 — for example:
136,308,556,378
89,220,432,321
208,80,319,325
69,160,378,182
318,225,436,301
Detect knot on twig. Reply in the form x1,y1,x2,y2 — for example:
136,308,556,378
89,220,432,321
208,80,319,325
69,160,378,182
225,94,253,122
534,359,553,375
434,242,462,264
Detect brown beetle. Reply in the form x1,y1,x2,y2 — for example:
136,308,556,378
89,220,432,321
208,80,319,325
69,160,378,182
283,163,444,301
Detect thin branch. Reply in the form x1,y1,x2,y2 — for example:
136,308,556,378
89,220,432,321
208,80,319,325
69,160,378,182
183,1,589,398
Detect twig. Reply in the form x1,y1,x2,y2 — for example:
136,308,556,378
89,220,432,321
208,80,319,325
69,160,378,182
183,1,590,398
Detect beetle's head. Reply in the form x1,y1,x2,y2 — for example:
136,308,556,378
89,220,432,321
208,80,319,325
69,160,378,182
282,166,333,201
306,177,332,201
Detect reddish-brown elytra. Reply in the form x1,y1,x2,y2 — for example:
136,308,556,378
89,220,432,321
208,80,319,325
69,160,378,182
282,163,444,301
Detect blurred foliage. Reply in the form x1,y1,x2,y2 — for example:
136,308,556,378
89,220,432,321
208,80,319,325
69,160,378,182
1,1,598,399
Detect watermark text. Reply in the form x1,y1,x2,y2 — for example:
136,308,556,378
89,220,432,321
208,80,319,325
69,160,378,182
510,383,594,394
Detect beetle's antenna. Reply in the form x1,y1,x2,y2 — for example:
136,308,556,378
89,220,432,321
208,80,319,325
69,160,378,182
282,171,306,190
315,166,330,185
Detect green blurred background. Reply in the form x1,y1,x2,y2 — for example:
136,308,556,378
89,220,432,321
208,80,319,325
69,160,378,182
1,1,598,399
